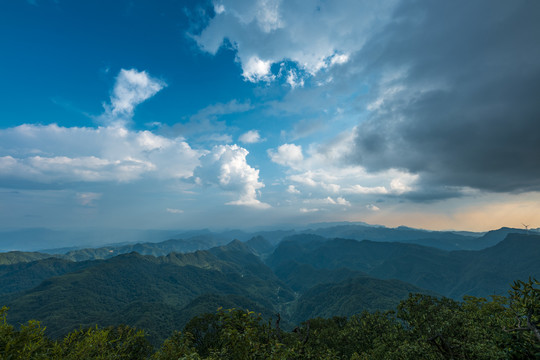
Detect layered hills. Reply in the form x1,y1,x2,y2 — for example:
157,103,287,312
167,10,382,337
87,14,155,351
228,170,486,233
2,222,534,254
0,224,538,346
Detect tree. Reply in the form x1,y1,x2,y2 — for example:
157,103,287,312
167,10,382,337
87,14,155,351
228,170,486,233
53,324,152,359
505,277,540,357
0,306,53,359
396,294,508,359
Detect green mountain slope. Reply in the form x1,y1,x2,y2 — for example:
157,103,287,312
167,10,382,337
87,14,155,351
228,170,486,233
267,235,447,273
4,241,294,344
268,233,540,299
0,257,96,297
0,251,55,265
291,277,432,323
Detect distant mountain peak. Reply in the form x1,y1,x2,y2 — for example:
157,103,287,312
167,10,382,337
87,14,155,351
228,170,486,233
218,239,251,253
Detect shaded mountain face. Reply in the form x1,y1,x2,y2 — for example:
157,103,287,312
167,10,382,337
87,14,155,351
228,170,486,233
245,236,275,256
472,227,533,248
267,233,540,299
298,225,484,250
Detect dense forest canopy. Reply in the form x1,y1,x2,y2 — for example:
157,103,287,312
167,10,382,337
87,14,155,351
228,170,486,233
1,278,539,359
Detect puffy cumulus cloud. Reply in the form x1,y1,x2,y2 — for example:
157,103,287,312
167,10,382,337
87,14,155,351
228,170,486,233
265,130,420,211
242,56,274,82
349,1,540,195
239,130,263,144
268,143,303,168
194,144,269,208
0,124,201,185
366,204,380,212
103,69,166,125
194,0,397,82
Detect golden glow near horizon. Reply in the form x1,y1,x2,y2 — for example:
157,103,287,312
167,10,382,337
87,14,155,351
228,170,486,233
359,192,540,232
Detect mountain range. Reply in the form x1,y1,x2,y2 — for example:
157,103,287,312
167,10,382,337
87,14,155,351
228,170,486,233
0,223,538,345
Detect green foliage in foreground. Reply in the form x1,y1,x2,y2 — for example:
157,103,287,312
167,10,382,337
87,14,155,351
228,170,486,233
1,278,539,359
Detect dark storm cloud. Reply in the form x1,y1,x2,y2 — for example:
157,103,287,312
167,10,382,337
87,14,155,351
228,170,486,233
351,0,540,195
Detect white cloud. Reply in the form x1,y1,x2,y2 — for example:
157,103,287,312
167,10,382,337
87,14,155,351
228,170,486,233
288,171,340,193
253,0,283,32
300,207,319,213
242,56,274,82
287,184,300,194
194,144,270,208
195,0,397,82
268,143,303,168
344,185,389,195
329,53,350,66
335,196,351,206
304,196,350,207
264,130,418,208
104,69,166,125
286,69,304,89
390,174,418,194
0,124,202,183
239,130,263,144
289,172,317,187
214,3,225,14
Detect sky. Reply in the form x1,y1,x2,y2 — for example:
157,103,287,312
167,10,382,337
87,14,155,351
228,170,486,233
1,0,540,232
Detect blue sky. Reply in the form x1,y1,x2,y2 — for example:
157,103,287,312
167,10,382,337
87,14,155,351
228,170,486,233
1,0,540,231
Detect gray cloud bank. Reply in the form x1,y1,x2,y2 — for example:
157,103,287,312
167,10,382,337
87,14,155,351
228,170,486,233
350,1,540,195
